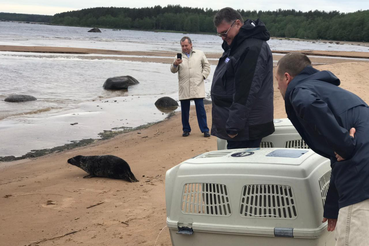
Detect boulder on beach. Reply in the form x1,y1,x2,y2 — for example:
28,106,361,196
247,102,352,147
155,97,178,113
4,94,37,103
103,76,139,90
88,27,101,33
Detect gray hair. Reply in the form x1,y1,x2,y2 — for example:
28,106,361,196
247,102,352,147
214,7,244,27
277,53,312,77
180,36,192,44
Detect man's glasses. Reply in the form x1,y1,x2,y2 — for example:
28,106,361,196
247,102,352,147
217,20,236,38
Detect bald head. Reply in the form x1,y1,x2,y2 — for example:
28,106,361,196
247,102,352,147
275,53,312,99
276,53,312,78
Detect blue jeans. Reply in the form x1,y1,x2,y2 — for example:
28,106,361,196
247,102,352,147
180,99,209,133
227,139,261,149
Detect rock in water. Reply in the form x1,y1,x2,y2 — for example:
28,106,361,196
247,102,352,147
67,155,138,182
4,94,37,102
103,76,139,90
88,27,101,33
155,97,178,113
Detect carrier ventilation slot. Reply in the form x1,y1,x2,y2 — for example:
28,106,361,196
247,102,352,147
260,141,273,148
285,139,309,149
181,183,231,216
240,184,297,219
319,170,331,207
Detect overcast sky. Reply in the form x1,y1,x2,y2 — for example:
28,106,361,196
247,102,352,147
1,0,368,15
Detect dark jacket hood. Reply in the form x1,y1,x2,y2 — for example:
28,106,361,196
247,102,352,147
222,19,270,51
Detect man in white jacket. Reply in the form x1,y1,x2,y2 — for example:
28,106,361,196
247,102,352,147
170,36,211,137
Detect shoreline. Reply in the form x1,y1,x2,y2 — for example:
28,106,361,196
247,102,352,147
1,45,369,64
0,112,175,162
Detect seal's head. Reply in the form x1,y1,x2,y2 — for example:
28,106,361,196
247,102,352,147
67,155,83,167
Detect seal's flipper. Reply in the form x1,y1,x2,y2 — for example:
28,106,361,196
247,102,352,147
127,172,139,182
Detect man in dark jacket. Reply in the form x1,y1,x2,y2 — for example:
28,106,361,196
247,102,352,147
211,7,275,149
276,52,369,245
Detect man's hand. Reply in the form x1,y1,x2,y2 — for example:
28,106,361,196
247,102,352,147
334,127,356,161
335,152,344,162
322,217,337,231
173,58,182,66
349,127,356,138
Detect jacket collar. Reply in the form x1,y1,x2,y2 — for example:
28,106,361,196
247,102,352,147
285,65,341,104
285,66,317,106
183,49,195,57
222,19,270,51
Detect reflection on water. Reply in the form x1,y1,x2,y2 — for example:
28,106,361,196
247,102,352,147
0,52,215,157
155,106,179,113
0,55,178,119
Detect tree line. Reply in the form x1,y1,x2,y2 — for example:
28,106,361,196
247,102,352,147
51,6,369,42
2,6,369,42
0,12,52,23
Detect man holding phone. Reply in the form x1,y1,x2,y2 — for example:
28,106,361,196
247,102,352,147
170,36,211,137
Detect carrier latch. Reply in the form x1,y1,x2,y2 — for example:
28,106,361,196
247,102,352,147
177,223,194,235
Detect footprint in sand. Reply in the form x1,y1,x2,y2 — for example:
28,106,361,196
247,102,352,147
42,197,75,209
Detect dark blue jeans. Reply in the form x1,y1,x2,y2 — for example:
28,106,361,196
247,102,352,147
227,139,262,149
180,98,209,133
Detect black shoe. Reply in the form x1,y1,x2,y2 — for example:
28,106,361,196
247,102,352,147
204,132,210,138
182,132,190,137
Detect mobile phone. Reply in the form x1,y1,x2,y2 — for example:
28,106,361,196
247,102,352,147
177,53,182,59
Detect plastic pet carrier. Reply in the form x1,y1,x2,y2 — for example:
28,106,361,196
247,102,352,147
166,148,333,246
217,118,309,150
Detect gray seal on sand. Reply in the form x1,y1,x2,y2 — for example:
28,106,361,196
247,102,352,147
67,155,138,182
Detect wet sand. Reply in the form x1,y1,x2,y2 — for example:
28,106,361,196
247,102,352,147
1,45,369,65
0,45,369,246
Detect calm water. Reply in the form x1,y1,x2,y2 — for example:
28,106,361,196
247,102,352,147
0,21,368,157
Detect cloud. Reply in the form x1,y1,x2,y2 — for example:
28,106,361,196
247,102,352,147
0,3,76,15
1,0,368,15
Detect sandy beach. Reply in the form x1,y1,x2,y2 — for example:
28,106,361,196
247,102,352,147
1,44,369,65
1,46,369,246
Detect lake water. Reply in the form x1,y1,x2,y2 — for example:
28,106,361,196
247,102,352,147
0,21,368,158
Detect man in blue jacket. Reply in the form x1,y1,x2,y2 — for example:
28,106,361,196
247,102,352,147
276,52,369,245
211,7,275,149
